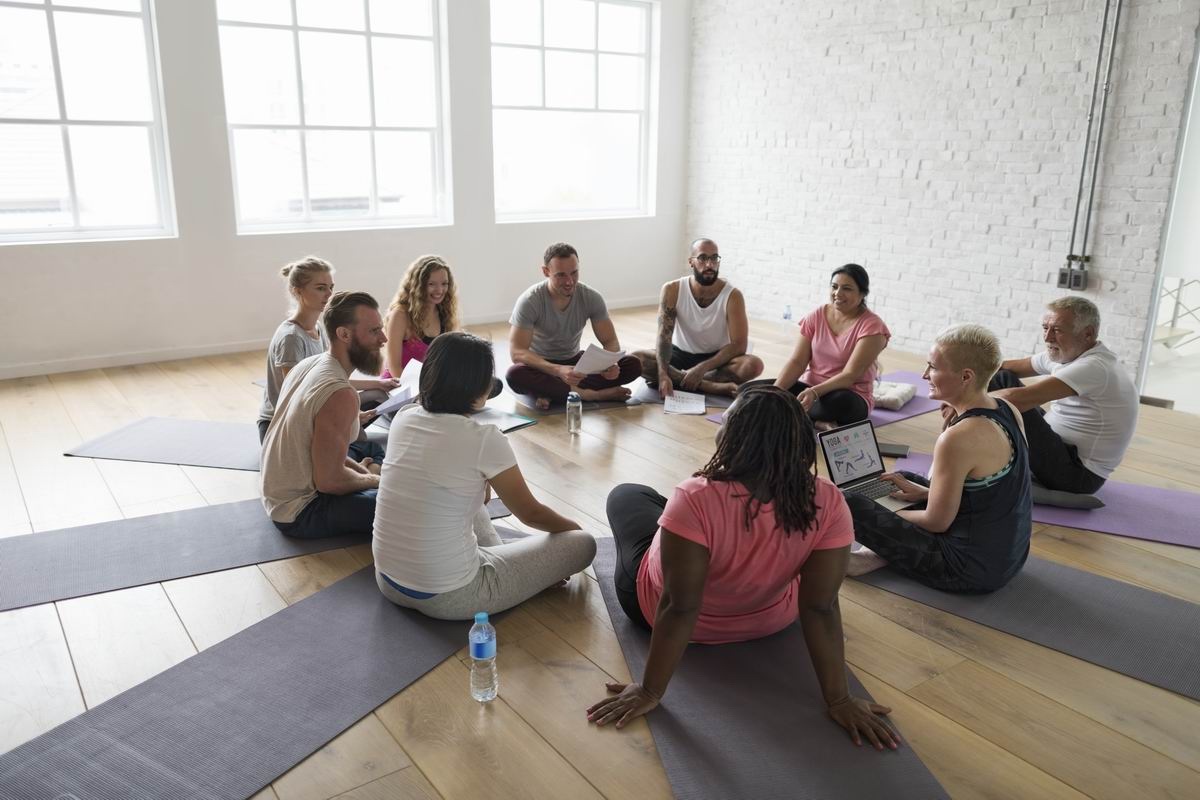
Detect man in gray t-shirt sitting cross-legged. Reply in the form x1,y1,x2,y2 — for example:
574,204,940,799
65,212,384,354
506,242,643,410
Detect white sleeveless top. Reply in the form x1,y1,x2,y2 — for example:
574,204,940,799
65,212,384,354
672,277,733,355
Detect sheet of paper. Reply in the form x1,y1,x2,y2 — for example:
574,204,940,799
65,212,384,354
397,357,423,389
663,390,706,415
471,406,537,433
372,384,417,417
573,344,625,375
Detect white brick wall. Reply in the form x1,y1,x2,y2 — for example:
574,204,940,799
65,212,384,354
687,0,1200,376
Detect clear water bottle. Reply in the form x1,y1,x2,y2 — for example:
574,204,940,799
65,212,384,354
783,304,793,322
469,611,498,702
566,391,582,435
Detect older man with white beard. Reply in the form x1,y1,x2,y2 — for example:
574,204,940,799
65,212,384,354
633,238,763,398
261,291,389,538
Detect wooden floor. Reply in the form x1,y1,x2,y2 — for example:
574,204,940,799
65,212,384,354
2,307,1198,799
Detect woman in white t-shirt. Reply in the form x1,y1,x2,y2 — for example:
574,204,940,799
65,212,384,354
373,332,597,619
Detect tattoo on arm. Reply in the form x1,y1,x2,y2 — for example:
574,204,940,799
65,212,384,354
657,304,676,378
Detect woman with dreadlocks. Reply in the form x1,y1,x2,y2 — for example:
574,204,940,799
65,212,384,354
587,385,900,751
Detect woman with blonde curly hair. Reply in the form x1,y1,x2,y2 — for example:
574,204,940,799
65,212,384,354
383,255,460,377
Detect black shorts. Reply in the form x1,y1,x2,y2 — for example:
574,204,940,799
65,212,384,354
670,346,718,371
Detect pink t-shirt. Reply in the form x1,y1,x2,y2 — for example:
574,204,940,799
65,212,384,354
636,476,854,645
799,305,890,411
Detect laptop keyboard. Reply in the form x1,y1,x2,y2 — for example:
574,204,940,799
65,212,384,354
846,479,894,500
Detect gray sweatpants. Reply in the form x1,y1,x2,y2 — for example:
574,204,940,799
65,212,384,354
376,508,597,621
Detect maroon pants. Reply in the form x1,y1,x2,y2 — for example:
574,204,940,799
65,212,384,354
506,352,643,404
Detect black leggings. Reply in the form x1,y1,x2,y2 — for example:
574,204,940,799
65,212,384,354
605,483,664,630
740,379,868,424
988,369,1105,494
846,472,984,593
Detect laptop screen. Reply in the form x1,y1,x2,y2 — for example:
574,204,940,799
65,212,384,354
818,420,886,489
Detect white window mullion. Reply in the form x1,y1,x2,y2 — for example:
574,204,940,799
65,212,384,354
289,0,312,220
363,0,379,217
43,4,80,228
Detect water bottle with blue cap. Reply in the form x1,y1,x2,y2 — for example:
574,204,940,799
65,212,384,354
469,611,498,702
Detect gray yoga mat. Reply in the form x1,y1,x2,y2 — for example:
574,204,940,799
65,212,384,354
65,416,261,471
0,498,516,613
593,539,948,799
856,556,1200,701
0,500,368,612
0,566,464,798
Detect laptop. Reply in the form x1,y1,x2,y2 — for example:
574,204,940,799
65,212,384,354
818,419,915,513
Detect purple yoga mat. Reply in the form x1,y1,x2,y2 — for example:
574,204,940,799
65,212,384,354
894,452,1200,548
705,371,940,426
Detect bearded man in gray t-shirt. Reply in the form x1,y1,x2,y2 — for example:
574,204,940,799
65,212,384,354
506,242,642,410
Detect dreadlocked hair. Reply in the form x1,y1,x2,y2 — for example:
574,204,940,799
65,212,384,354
696,384,819,536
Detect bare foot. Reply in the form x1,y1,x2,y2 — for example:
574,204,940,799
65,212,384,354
846,546,888,577
700,380,739,397
813,420,839,432
535,396,551,411
578,386,631,402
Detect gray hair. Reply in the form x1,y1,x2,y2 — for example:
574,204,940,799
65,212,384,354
1046,296,1100,334
934,323,1002,390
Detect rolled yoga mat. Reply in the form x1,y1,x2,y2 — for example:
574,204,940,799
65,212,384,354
855,556,1200,701
65,416,261,471
895,452,1200,548
0,498,517,612
0,566,464,798
592,539,949,800
705,370,942,427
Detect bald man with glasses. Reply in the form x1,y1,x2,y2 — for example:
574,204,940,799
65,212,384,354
633,238,763,398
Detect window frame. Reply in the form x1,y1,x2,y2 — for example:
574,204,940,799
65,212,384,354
0,0,176,246
218,0,452,235
490,0,657,223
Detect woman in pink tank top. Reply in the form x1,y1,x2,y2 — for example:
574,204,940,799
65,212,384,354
382,255,461,378
772,264,890,430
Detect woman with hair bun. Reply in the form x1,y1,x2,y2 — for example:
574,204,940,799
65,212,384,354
771,263,890,429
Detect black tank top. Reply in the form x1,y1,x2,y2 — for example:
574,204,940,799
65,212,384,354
940,402,1032,591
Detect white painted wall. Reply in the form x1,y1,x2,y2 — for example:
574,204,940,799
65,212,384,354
687,0,1200,378
0,0,691,379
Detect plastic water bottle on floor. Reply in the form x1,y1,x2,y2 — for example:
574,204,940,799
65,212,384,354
566,391,582,435
469,612,498,702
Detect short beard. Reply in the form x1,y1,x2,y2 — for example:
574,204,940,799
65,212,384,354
348,338,382,375
692,266,718,287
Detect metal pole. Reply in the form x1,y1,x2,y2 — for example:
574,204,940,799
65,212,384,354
1068,0,1113,259
1080,0,1125,261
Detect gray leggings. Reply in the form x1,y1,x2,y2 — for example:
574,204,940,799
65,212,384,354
376,509,597,621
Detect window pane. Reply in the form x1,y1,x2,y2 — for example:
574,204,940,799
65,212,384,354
373,38,436,128
545,51,594,108
306,130,371,216
376,130,433,217
56,12,152,121
53,0,141,11
493,109,638,213
0,124,71,230
490,0,540,45
216,0,292,25
0,7,59,120
598,2,646,53
218,26,300,125
296,0,364,31
231,128,304,220
299,32,371,126
69,124,158,227
598,54,643,110
544,0,594,50
491,46,541,106
370,0,432,36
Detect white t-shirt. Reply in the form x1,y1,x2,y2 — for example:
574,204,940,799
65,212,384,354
373,405,518,593
1031,342,1138,478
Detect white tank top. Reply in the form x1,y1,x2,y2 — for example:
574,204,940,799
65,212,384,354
672,277,733,355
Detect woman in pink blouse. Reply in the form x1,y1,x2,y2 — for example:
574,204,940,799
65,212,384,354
774,264,890,429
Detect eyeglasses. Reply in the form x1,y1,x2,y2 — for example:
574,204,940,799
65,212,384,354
692,254,721,264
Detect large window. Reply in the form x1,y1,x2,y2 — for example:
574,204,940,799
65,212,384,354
490,0,655,220
216,0,448,232
0,0,172,243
